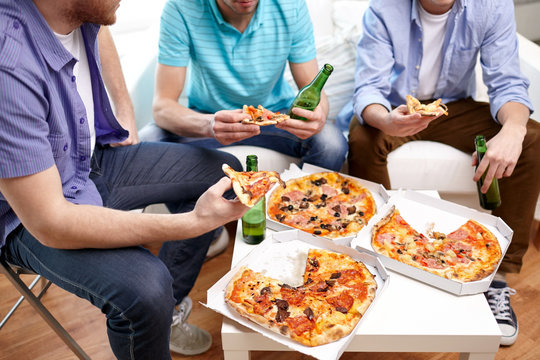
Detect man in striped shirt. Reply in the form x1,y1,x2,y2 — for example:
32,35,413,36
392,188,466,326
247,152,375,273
142,0,348,172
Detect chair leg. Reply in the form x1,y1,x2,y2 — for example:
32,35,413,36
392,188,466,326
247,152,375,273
0,261,91,360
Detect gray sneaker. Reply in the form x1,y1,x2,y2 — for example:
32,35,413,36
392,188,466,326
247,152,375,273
170,297,212,355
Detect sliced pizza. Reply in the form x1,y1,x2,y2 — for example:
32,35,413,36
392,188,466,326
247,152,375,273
222,164,285,207
224,248,377,347
371,206,502,282
242,105,290,126
406,95,448,116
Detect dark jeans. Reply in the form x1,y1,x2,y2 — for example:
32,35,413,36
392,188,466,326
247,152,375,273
139,118,349,172
1,141,242,360
348,98,540,273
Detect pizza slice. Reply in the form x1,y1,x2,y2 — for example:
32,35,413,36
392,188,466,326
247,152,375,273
406,95,448,116
242,105,290,126
222,164,285,207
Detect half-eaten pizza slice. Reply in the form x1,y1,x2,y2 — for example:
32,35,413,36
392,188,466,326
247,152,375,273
222,164,286,207
242,105,290,126
406,95,448,116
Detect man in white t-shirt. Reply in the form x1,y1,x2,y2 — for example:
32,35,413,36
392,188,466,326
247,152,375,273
340,0,540,347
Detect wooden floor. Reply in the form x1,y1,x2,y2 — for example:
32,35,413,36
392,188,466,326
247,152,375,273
1,221,539,360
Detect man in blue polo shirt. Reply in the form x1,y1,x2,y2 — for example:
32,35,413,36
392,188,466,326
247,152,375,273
0,0,248,358
140,0,348,172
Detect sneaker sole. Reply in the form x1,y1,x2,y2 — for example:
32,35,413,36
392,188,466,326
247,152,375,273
170,332,212,355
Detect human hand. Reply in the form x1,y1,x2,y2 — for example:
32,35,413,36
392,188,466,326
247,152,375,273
276,105,326,139
378,105,440,137
110,109,139,147
213,110,260,145
472,126,525,193
193,177,249,229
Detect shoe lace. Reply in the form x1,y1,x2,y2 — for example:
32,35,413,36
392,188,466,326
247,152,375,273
486,286,516,321
171,312,196,341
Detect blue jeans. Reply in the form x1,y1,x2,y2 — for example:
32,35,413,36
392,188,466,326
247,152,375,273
1,141,242,360
139,119,349,171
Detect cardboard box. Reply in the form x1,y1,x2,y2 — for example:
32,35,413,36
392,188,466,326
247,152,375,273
351,190,512,295
205,230,389,360
265,163,390,246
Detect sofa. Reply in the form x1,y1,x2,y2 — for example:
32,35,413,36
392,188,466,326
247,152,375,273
110,0,540,221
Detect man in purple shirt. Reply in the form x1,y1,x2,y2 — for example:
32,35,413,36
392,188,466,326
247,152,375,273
0,0,247,358
341,0,540,347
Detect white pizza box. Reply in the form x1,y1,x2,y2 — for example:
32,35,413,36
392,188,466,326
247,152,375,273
350,190,512,295
205,229,389,360
264,163,390,246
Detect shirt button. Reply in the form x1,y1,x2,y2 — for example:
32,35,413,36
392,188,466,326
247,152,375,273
80,117,85,124
71,186,77,190
418,38,422,42
416,65,420,70
13,20,20,29
63,144,68,151
80,156,86,161
71,76,76,82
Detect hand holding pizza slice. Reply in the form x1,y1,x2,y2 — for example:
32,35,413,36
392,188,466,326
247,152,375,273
223,164,286,207
406,95,448,117
242,105,290,126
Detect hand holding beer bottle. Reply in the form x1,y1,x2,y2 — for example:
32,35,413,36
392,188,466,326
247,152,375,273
287,64,333,121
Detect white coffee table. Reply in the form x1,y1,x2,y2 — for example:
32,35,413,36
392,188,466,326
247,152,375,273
221,191,501,360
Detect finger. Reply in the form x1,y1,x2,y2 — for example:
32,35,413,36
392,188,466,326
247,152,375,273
471,152,478,166
481,163,498,193
212,176,233,195
473,157,489,182
504,163,516,177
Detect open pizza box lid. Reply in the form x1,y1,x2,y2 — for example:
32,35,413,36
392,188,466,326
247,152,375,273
205,229,389,360
351,190,512,295
265,163,390,246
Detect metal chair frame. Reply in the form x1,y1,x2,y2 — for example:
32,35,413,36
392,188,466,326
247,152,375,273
0,258,91,360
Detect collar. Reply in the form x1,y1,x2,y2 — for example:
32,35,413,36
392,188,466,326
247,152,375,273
411,0,465,25
19,0,99,72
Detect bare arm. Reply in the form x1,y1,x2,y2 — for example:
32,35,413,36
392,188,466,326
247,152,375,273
152,64,259,143
98,26,138,146
0,166,247,249
277,59,328,139
473,101,529,192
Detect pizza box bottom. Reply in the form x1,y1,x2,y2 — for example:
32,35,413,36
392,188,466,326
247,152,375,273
351,190,512,296
205,230,389,360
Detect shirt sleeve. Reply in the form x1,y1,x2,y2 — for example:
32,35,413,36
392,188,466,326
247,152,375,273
288,0,317,64
0,65,54,179
480,1,533,121
158,0,191,67
352,7,394,124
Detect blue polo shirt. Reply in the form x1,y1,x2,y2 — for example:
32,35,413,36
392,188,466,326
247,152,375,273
0,0,128,246
158,0,316,113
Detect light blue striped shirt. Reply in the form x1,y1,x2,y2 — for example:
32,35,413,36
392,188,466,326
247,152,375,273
337,0,533,128
158,0,316,113
0,0,128,246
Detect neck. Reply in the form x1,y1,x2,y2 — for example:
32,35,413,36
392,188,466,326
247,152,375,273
33,0,81,34
216,0,256,33
418,0,455,15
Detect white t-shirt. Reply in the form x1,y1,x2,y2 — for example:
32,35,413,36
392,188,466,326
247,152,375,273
416,2,452,100
55,28,96,153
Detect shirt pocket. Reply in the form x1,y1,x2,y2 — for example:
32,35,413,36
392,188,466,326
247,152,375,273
446,48,478,82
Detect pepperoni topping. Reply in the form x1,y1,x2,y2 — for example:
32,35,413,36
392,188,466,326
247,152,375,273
326,292,354,313
285,315,315,336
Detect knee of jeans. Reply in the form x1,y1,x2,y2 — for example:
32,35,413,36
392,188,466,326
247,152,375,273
315,126,349,158
109,262,175,330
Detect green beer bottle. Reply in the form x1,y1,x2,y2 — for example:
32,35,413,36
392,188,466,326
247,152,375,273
287,63,334,121
474,135,501,210
241,155,266,244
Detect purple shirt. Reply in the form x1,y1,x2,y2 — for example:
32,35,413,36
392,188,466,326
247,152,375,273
0,0,128,247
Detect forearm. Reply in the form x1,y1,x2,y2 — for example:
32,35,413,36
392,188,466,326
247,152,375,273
98,27,135,125
152,98,215,138
361,103,390,130
496,102,529,139
38,203,210,249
